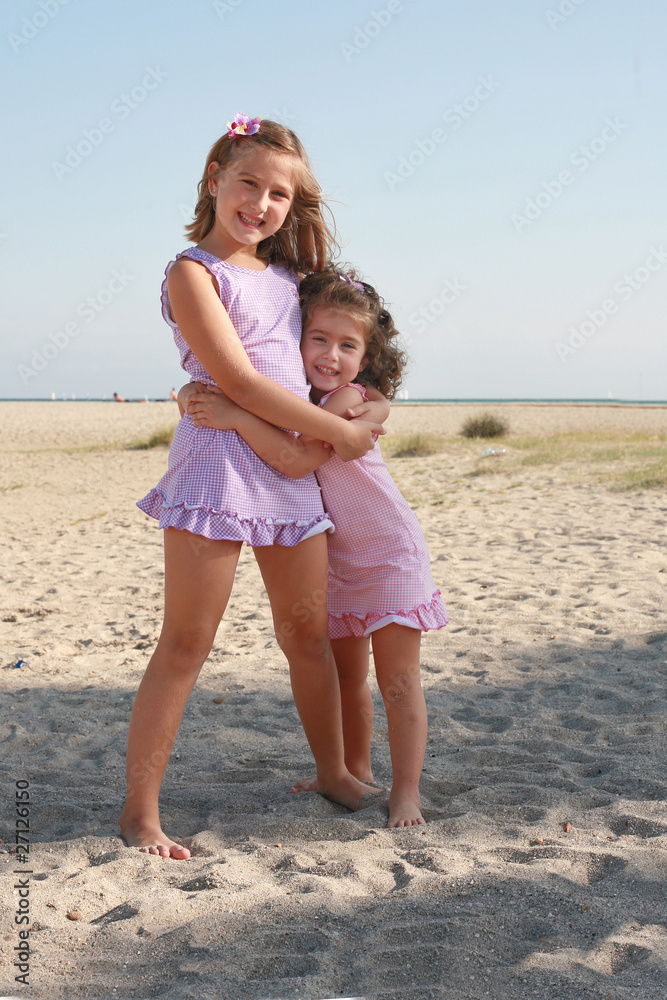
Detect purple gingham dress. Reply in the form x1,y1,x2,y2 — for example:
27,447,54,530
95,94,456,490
137,248,333,545
316,384,448,639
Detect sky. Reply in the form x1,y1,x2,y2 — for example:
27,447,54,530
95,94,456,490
2,0,666,400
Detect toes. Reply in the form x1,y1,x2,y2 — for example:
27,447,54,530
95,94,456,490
388,815,424,828
135,843,188,859
291,777,319,794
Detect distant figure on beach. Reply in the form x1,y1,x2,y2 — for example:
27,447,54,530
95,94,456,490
121,117,384,860
182,268,448,827
168,387,178,402
113,392,126,403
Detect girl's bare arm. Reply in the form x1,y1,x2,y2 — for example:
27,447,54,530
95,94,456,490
186,385,332,478
167,260,383,460
184,384,383,479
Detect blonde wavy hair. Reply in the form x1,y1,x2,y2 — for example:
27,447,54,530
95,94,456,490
185,120,338,274
299,267,407,400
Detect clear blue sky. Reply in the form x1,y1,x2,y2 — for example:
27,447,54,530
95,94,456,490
2,0,666,399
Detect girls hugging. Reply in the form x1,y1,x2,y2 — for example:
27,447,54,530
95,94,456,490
121,116,446,860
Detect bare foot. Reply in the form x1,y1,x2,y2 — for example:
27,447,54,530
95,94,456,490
120,817,191,859
291,769,376,796
291,771,382,810
319,771,382,812
387,791,425,829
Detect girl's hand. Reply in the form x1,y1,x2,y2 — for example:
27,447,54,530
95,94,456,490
335,418,385,461
346,401,374,420
346,399,391,423
177,381,207,418
346,386,391,424
188,386,242,430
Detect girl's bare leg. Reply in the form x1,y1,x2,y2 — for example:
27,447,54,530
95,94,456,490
371,624,426,828
332,636,374,781
291,635,374,792
254,534,377,811
120,528,242,858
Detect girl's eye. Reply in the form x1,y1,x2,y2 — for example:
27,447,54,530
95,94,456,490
243,179,256,187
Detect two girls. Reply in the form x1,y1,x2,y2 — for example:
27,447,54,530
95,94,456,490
121,118,384,858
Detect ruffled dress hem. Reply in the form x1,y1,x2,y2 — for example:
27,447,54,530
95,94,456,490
137,490,333,547
328,590,448,639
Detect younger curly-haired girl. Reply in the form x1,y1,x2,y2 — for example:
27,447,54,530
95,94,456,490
181,267,448,827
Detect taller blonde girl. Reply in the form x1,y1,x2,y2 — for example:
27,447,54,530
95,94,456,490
120,117,382,859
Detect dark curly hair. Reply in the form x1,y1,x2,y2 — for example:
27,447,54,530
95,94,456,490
299,266,407,400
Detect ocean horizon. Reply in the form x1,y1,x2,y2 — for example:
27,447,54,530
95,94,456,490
2,397,666,406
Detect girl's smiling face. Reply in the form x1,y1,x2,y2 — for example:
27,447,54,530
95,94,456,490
208,149,295,251
301,307,368,400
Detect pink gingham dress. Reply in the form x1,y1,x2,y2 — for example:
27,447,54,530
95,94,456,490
137,248,332,545
316,384,448,639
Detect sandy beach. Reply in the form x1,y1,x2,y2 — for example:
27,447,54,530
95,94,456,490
1,400,666,1000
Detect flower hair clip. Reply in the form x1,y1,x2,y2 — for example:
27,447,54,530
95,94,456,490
227,113,262,137
339,274,365,293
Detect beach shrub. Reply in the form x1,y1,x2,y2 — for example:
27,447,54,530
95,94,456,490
386,433,442,458
460,414,508,439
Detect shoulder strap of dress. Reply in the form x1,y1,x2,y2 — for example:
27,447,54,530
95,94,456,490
319,382,368,407
166,247,226,297
174,247,221,271
161,249,228,329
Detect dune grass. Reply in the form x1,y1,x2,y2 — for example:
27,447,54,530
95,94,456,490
383,433,444,458
458,431,667,490
71,511,107,526
610,461,667,491
126,427,175,450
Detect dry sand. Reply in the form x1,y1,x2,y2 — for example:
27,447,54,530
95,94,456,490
1,401,666,1000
